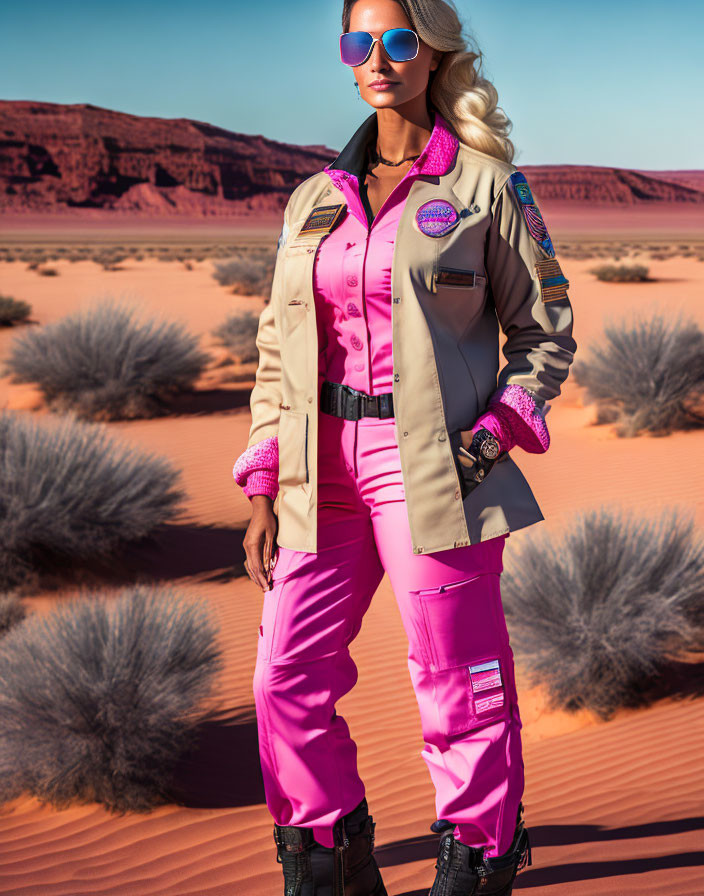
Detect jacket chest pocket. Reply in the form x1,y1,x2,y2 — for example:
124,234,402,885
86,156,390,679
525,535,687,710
282,230,327,313
281,231,322,340
282,298,308,339
429,265,488,339
278,408,309,486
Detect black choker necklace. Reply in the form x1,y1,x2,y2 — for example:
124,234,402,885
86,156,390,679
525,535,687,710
368,144,421,167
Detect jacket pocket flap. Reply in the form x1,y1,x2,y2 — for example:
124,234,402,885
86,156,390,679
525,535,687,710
434,267,487,290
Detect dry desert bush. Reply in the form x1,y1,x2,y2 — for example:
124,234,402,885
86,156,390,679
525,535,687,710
0,410,186,590
0,595,26,637
589,263,651,282
0,243,270,266
94,249,129,270
572,312,704,436
212,250,276,296
2,299,212,420
0,586,223,813
0,294,31,326
212,309,261,364
502,507,704,720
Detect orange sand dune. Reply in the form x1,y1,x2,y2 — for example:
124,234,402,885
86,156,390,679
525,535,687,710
0,252,703,894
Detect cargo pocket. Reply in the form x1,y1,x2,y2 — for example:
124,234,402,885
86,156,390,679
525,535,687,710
278,408,308,486
408,572,511,736
258,547,301,662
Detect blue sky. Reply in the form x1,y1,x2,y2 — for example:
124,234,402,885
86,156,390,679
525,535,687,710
2,0,702,169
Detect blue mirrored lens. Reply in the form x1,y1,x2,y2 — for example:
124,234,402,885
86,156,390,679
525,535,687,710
382,28,418,62
340,31,373,66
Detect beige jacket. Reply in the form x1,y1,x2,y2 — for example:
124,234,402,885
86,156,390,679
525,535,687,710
245,113,577,555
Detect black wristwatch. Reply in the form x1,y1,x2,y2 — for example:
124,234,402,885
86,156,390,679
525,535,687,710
456,427,501,496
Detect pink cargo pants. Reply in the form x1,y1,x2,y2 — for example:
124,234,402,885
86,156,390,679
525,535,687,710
252,409,525,858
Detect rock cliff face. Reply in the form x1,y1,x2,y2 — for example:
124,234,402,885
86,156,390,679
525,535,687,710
0,100,336,216
512,165,704,205
1,100,702,216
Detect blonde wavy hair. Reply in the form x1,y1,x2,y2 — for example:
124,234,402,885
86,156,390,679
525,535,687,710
341,0,515,163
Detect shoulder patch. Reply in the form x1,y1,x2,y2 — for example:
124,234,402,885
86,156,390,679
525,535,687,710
299,203,346,236
509,171,555,258
535,257,569,303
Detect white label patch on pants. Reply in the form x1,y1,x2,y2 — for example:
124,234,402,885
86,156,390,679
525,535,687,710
468,659,503,693
475,691,505,714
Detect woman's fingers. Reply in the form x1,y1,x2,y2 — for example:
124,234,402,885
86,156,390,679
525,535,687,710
243,538,269,591
243,554,263,590
263,534,272,575
243,502,278,592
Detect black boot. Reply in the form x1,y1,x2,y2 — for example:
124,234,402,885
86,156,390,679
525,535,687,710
428,802,532,896
273,797,388,895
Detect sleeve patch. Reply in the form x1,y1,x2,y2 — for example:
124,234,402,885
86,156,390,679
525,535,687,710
535,257,570,303
509,170,555,258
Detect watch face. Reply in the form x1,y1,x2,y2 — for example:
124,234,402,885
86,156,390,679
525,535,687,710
479,434,500,460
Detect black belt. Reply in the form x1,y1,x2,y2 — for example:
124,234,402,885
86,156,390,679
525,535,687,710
320,380,394,420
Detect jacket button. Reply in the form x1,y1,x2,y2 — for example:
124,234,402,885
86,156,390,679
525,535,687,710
307,396,313,403
403,431,408,437
394,374,400,382
438,433,446,441
393,297,400,303
455,489,461,499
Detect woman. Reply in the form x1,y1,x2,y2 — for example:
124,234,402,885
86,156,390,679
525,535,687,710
233,0,576,893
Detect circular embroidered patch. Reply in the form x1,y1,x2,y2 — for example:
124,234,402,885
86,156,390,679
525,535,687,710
415,199,460,237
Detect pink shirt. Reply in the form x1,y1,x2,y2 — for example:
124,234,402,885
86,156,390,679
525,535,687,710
315,111,458,394
233,111,550,500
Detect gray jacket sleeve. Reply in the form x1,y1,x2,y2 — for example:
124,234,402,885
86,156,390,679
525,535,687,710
484,170,577,408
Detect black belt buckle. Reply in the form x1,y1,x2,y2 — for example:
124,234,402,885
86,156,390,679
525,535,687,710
345,387,358,420
321,381,394,420
379,393,392,417
364,394,379,418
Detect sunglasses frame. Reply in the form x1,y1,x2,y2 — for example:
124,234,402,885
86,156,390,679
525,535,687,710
339,27,420,67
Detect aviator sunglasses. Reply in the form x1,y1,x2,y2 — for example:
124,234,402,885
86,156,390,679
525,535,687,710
339,28,420,67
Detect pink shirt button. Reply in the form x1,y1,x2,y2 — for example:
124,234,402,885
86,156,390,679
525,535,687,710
347,302,362,318
351,334,364,351
347,275,358,287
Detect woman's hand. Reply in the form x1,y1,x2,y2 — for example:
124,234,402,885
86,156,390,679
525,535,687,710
455,427,501,499
243,495,279,591
459,429,474,452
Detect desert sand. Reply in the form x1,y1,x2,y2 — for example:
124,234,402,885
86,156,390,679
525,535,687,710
0,224,703,895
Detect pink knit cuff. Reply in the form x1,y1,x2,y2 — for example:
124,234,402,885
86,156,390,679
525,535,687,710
233,436,279,501
472,384,550,454
472,409,516,453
